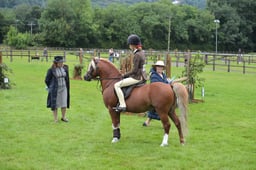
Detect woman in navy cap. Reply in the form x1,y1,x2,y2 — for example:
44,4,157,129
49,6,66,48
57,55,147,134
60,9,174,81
45,56,70,123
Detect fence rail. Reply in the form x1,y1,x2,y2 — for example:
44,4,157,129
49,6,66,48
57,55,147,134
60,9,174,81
1,49,256,74
167,51,256,74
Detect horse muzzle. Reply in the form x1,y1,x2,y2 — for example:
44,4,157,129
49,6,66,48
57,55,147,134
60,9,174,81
84,74,92,81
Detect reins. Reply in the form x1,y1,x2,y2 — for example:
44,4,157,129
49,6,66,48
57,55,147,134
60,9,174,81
93,77,122,93
99,77,122,80
89,58,122,93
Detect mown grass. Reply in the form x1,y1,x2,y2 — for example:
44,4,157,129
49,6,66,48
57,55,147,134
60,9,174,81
0,56,255,170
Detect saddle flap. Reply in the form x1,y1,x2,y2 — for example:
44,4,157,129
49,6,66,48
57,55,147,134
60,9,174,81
122,80,146,99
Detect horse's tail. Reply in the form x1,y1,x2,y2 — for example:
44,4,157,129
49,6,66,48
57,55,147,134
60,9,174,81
172,82,189,136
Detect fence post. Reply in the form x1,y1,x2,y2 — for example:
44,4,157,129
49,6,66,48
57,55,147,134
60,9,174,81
28,50,30,62
10,49,13,62
0,51,2,87
227,59,230,72
0,51,2,64
213,54,216,71
243,61,245,74
176,55,179,67
93,49,97,57
204,54,208,64
166,53,171,77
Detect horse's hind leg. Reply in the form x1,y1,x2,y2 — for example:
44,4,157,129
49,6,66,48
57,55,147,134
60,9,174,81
159,113,171,147
169,111,185,145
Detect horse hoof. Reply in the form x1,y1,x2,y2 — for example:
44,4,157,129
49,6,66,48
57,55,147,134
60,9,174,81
180,140,186,146
111,137,119,143
160,143,168,147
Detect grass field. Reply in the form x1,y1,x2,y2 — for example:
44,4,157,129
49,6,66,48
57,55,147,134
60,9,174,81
0,56,256,170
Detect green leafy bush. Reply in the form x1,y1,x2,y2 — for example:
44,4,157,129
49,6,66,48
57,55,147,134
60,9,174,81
4,26,31,49
0,63,13,89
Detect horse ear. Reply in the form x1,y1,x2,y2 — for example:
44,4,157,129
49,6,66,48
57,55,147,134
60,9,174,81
92,57,98,62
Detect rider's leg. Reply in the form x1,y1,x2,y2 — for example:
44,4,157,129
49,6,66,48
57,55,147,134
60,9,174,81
114,81,126,108
114,77,140,109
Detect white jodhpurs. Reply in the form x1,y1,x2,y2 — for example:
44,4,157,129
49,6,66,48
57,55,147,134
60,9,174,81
114,77,141,107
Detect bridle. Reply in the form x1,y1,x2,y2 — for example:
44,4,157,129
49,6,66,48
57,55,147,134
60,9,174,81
86,58,99,80
86,58,122,92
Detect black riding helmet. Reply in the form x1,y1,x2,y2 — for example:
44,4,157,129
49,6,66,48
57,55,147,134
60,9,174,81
127,34,141,45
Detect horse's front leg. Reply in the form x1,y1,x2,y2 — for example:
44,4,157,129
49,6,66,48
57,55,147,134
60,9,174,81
109,108,121,143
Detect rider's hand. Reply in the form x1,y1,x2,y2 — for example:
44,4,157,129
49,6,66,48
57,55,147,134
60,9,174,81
167,76,176,84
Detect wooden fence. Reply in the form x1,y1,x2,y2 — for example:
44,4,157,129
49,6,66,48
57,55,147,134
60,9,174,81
0,49,77,62
1,48,256,74
147,51,256,74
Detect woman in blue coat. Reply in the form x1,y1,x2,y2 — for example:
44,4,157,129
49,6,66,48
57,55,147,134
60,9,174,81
143,60,171,126
45,56,70,123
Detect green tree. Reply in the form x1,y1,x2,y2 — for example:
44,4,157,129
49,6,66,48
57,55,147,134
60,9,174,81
5,26,31,49
130,2,171,49
91,1,216,50
0,9,16,43
182,5,215,50
69,0,94,47
207,0,256,51
180,0,206,9
39,0,75,47
0,12,5,43
93,4,139,48
182,51,205,101
14,4,33,33
39,0,93,47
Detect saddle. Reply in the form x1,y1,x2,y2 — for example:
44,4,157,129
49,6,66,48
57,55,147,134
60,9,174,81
121,80,146,99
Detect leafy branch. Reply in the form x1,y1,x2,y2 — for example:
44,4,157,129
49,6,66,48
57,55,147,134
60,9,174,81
182,51,205,88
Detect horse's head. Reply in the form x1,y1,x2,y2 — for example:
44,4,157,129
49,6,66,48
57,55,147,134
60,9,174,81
84,58,100,81
84,57,122,82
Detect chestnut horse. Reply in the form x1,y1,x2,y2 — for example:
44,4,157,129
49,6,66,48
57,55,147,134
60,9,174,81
84,58,188,146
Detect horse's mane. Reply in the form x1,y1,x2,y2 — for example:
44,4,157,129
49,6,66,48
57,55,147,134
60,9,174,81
97,58,121,75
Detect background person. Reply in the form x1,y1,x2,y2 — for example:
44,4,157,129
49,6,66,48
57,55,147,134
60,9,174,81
143,60,171,126
42,47,48,61
108,48,114,62
79,48,84,64
45,56,70,123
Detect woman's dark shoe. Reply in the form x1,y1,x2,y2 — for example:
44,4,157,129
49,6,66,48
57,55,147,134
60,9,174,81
61,118,69,122
142,122,148,127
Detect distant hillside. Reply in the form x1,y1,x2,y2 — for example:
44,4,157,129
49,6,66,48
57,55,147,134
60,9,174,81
91,0,206,8
0,0,206,9
91,0,158,7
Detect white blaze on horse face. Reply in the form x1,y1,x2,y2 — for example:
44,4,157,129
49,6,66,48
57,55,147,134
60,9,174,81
88,60,96,72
